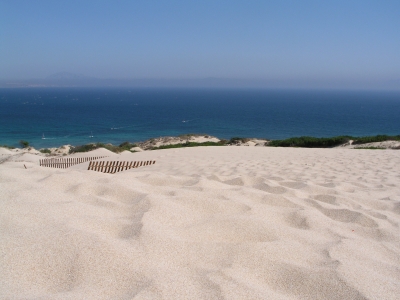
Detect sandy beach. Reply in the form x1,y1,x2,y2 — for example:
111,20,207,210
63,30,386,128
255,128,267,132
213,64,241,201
1,146,400,299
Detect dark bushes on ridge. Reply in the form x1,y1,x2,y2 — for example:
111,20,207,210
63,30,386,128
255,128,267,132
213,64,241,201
67,134,400,152
268,134,400,148
151,141,227,150
69,142,137,154
40,148,51,154
352,135,400,144
118,142,138,151
69,143,100,153
228,137,250,144
268,136,351,148
19,140,30,148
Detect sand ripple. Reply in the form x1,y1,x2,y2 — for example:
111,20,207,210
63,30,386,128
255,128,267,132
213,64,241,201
1,146,400,299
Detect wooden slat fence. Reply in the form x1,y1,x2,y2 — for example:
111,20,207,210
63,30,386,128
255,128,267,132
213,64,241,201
88,160,156,174
39,156,108,168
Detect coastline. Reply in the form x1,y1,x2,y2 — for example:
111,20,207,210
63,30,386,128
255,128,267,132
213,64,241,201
1,134,400,159
2,88,400,150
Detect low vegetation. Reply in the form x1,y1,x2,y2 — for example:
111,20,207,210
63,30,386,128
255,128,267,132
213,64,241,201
268,136,351,148
118,141,138,151
62,134,400,153
227,137,250,144
69,141,137,154
178,133,209,139
351,135,400,144
19,140,30,148
151,140,227,150
39,148,51,154
353,147,385,150
0,144,15,149
268,134,400,148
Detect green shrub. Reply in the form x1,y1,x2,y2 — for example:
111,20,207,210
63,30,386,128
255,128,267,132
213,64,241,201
354,147,385,150
178,133,208,139
268,136,351,148
228,137,249,144
0,144,15,149
70,142,138,154
151,141,226,150
19,140,30,148
352,135,400,144
119,141,137,151
69,143,100,153
267,134,400,148
40,148,51,154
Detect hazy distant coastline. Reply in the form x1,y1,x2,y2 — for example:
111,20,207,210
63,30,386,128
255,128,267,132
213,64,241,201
1,72,400,90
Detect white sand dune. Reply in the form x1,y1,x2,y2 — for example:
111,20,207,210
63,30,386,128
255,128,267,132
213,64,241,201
1,146,400,299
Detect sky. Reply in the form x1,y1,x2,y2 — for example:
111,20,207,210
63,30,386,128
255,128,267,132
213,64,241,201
1,0,399,89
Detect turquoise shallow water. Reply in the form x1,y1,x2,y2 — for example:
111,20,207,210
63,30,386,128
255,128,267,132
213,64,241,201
0,88,399,148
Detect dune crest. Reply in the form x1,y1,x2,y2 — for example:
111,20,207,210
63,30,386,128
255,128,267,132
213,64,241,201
1,146,399,299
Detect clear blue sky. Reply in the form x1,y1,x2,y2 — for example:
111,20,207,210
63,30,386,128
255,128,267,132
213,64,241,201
1,0,399,89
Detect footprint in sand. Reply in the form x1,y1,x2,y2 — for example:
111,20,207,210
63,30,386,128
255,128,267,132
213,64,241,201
279,181,307,189
286,212,310,230
313,194,338,206
260,194,299,208
317,182,336,188
322,208,378,227
306,199,378,227
223,177,245,186
254,182,288,194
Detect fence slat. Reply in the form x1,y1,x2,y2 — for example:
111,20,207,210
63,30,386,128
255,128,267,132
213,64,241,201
86,161,155,174
41,156,108,169
112,161,117,173
45,158,154,173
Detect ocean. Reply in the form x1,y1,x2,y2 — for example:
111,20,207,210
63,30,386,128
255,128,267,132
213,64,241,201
1,88,399,148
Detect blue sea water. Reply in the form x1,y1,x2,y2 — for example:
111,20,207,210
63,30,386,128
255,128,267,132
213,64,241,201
0,88,399,148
